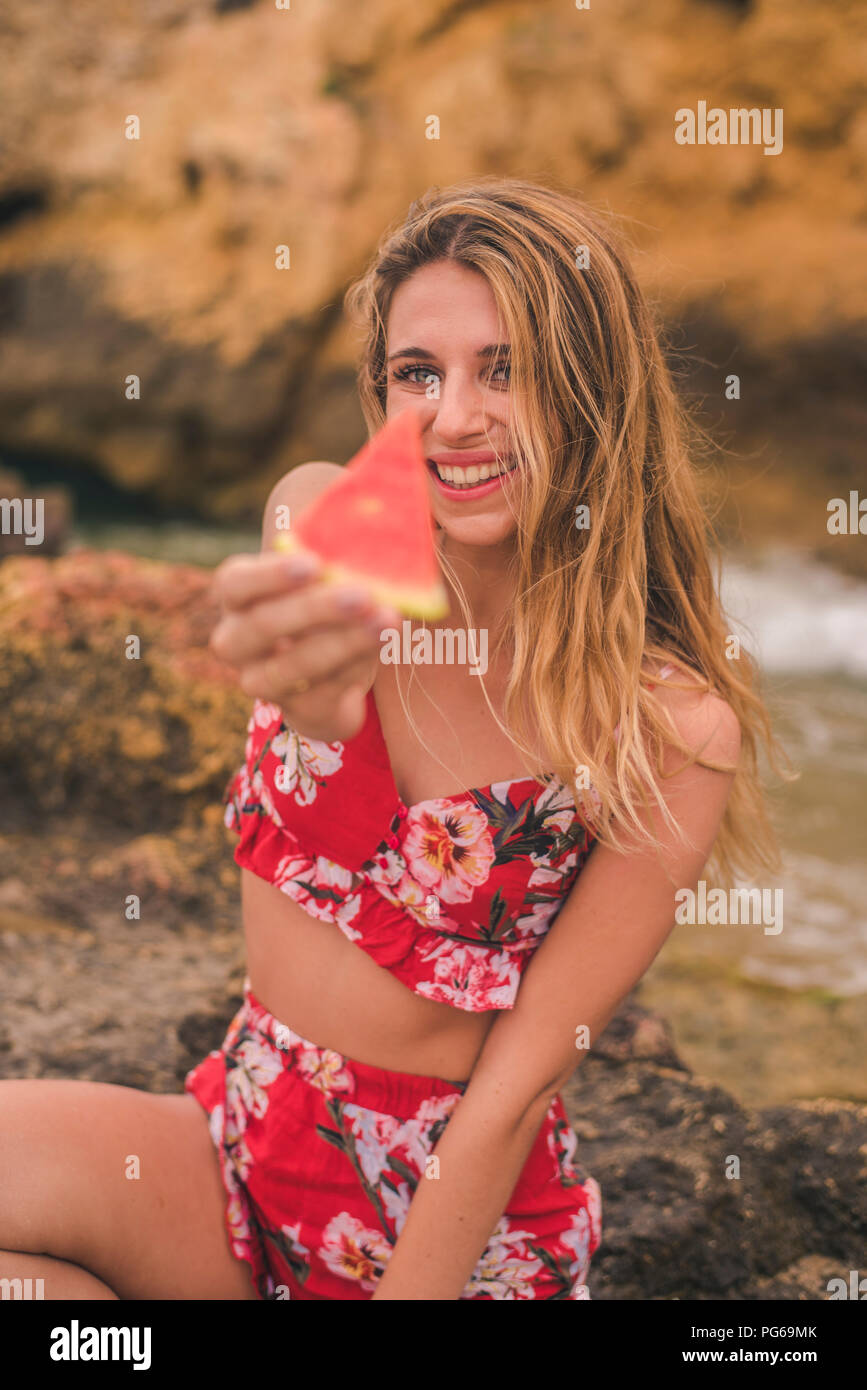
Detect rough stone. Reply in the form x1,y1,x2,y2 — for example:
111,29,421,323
0,0,863,556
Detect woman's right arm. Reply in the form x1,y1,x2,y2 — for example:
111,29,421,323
208,462,399,743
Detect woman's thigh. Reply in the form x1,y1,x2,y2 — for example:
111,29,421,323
0,1078,259,1300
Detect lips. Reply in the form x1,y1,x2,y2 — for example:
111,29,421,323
426,457,519,500
428,451,506,467
427,456,517,488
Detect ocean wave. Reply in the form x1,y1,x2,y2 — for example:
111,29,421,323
721,547,867,679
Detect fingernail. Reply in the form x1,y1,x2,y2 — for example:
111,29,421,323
284,555,318,578
334,587,371,613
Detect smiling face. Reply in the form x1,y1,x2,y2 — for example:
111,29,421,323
384,260,520,553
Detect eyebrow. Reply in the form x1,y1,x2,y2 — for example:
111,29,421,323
386,343,511,363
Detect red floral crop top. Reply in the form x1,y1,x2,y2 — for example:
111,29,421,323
222,688,597,1013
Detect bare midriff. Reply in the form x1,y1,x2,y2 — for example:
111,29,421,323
241,636,547,1083
242,869,497,1083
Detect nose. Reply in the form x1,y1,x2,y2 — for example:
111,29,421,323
426,370,488,441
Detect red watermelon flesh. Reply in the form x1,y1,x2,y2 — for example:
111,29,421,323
274,410,448,619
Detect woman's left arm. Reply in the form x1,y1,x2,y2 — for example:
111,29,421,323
371,687,741,1300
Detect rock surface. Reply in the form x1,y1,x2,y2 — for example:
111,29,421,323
1,546,864,1299
0,0,864,573
564,1025,867,1300
0,547,247,831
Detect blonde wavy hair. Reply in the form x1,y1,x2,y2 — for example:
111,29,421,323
343,176,791,883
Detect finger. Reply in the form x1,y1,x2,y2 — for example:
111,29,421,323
271,682,369,745
238,624,383,702
286,670,378,742
210,547,323,613
242,659,374,740
276,657,381,738
212,582,397,668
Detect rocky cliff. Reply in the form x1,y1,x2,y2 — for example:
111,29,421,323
0,0,864,564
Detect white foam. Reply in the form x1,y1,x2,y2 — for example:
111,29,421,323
720,547,867,678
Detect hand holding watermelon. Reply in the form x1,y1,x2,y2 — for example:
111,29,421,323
209,411,447,743
273,411,448,620
209,547,402,743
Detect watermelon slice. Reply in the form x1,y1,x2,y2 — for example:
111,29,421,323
273,411,449,619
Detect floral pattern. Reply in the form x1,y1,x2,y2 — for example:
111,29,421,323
414,940,523,1010
185,988,602,1301
272,849,365,941
400,801,496,903
220,695,596,1012
205,698,604,1294
269,724,345,807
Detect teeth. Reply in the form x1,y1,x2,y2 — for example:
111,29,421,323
433,459,517,488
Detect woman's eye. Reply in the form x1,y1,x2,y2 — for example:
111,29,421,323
392,364,438,385
391,361,510,386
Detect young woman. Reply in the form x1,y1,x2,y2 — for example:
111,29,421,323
0,177,782,1300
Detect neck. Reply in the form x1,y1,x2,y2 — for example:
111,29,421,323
439,532,517,637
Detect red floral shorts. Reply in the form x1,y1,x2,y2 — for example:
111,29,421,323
184,983,602,1300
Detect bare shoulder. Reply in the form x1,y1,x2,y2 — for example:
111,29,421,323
261,461,343,549
649,658,742,767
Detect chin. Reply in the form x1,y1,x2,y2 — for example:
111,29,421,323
436,513,517,548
